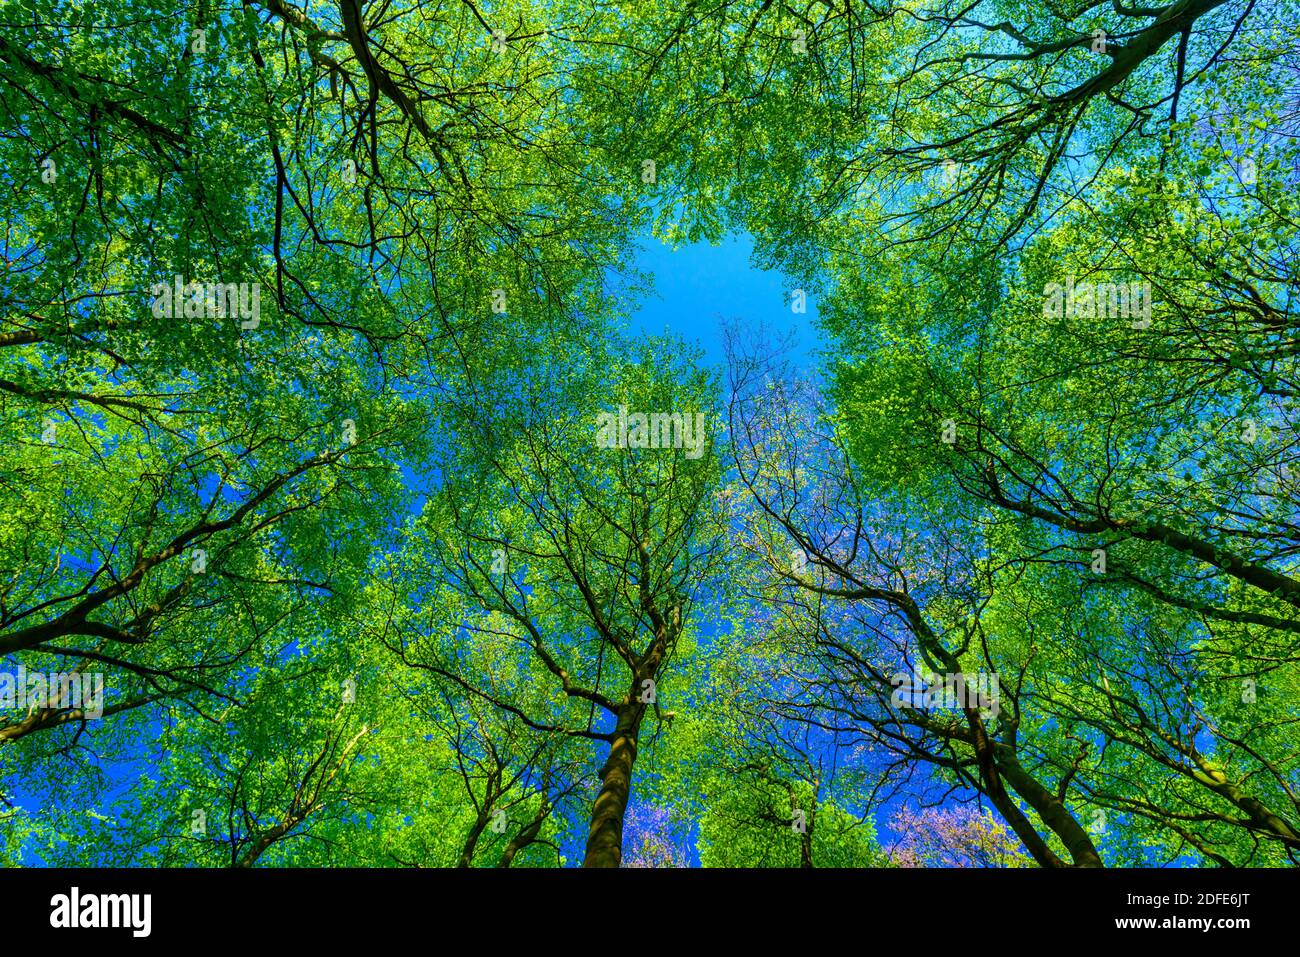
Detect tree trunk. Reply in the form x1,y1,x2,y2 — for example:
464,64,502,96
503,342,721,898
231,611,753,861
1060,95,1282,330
498,810,547,867
582,704,642,867
787,785,814,868
457,814,489,868
994,751,1103,867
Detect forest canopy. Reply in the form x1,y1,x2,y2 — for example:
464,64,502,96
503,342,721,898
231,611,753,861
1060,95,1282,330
1,0,1298,869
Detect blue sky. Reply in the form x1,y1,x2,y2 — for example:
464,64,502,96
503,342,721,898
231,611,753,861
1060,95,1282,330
623,233,820,372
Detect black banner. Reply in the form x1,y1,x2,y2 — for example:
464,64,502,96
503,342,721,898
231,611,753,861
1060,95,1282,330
1,867,1286,945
